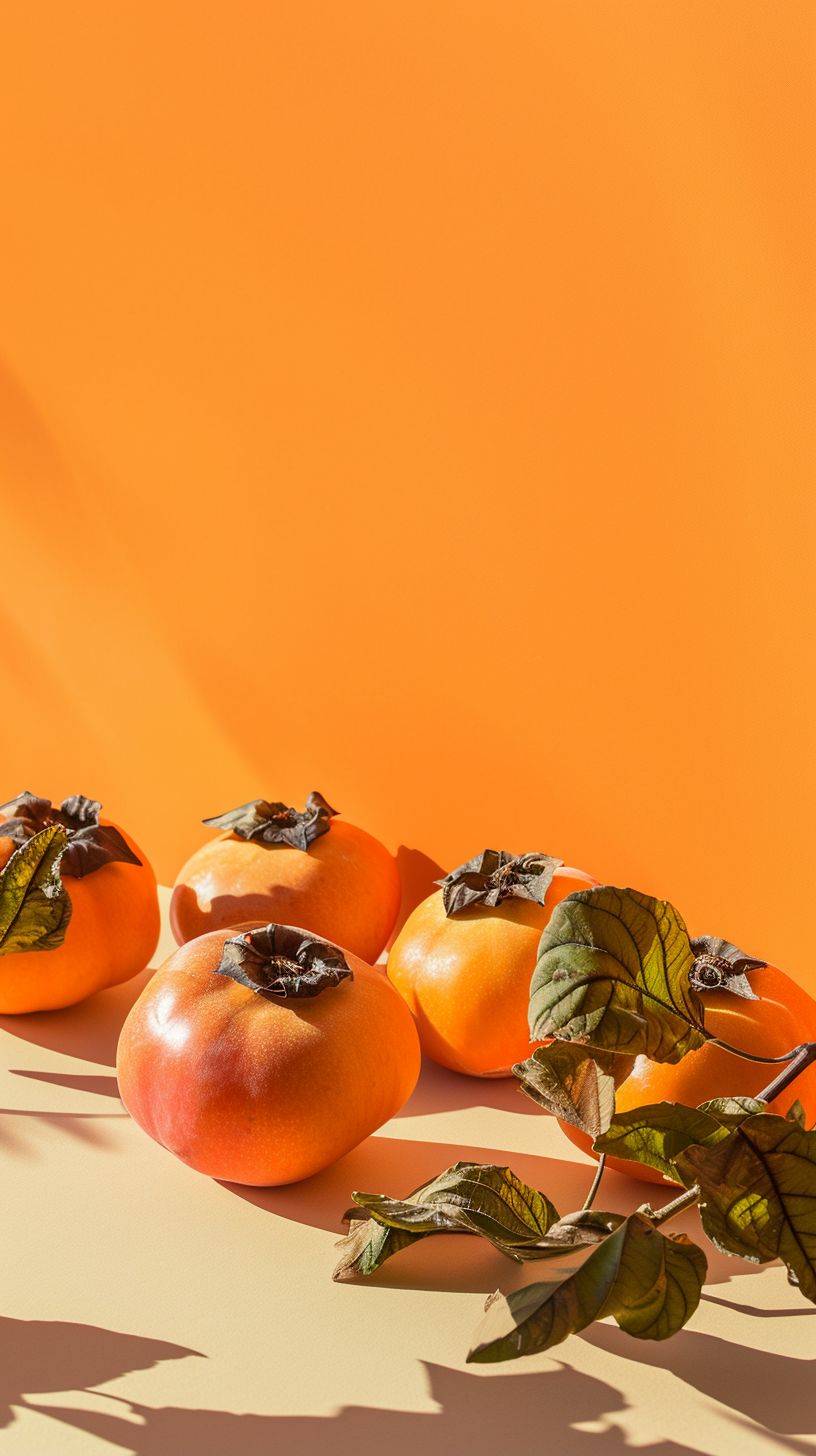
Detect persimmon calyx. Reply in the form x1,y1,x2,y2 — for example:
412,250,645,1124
203,791,337,850
437,849,563,917
689,935,765,1000
0,790,141,878
214,924,353,1000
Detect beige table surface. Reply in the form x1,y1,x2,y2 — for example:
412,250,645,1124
0,891,814,1455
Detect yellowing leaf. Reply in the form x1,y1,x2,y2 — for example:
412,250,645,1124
0,824,72,955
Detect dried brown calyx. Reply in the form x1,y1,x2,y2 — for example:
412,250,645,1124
689,935,766,1000
437,849,563,917
203,791,337,851
0,791,141,878
214,924,353,1000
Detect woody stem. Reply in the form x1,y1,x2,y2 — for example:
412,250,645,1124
755,1041,816,1103
582,1154,607,1212
640,1184,701,1227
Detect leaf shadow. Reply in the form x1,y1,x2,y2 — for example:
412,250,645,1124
582,1322,816,1437
0,1315,198,1431
11,1069,120,1098
28,1359,704,1456
0,1107,126,1156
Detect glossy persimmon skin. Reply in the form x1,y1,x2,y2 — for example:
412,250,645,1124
386,866,598,1077
0,820,160,1015
170,819,400,965
560,964,816,1184
116,924,421,1185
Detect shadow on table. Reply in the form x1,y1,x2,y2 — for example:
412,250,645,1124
0,1315,198,1430
0,969,154,1067
582,1322,816,1438
221,1131,761,1294
0,1106,127,1155
29,1359,704,1456
395,1058,541,1117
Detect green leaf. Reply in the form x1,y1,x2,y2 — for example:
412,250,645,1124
596,1096,772,1181
675,1113,816,1301
697,1095,767,1126
594,1103,726,1181
333,1163,560,1281
529,886,707,1063
514,1043,634,1138
468,1212,707,1362
0,825,72,955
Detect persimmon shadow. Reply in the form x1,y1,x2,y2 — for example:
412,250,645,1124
220,1132,752,1294
583,1323,816,1437
0,1315,198,1432
0,968,154,1066
394,1058,540,1118
11,1069,120,1098
27,1360,705,1456
388,845,446,945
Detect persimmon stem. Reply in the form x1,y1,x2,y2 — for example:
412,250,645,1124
755,1041,816,1103
639,1184,701,1228
582,1153,606,1211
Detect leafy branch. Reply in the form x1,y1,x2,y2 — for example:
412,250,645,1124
335,883,816,1362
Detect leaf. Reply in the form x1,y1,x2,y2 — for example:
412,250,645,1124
689,935,764,1000
437,850,563,917
787,1100,807,1128
513,1043,635,1138
0,790,141,877
596,1096,772,1181
697,1095,767,1126
203,791,336,850
675,1113,816,1300
215,924,352,1000
595,1102,728,1181
0,825,72,955
468,1212,707,1362
529,886,707,1063
333,1163,560,1281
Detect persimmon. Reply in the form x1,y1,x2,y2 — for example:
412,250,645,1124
117,922,421,1185
387,849,597,1076
171,792,400,964
0,790,159,1014
560,957,816,1184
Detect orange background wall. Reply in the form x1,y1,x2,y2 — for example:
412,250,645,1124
0,5,813,985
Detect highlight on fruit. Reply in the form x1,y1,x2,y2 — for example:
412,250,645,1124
170,790,400,964
387,848,596,1076
116,920,421,1185
0,789,159,1013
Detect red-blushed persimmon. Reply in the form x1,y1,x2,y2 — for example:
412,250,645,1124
0,791,159,1015
170,792,400,965
116,922,421,1185
559,963,816,1184
387,850,597,1077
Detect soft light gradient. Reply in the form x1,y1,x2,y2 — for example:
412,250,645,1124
0,4,812,985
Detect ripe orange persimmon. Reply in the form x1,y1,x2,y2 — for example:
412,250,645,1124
171,792,400,964
387,850,597,1077
117,922,421,1185
560,962,816,1184
0,791,159,1014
